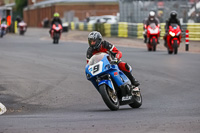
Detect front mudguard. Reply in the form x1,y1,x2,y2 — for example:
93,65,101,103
98,80,114,91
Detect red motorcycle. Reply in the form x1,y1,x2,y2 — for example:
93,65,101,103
51,23,62,44
0,23,7,38
166,24,181,54
18,21,27,35
146,23,160,51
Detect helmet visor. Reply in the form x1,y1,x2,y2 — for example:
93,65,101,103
88,38,96,47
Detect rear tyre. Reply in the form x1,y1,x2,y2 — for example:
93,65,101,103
99,84,119,111
129,87,142,108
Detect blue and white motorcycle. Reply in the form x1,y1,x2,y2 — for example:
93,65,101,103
85,52,142,111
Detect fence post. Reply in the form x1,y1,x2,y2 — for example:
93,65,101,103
185,29,189,51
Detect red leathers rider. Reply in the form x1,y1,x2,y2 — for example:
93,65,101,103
86,31,140,87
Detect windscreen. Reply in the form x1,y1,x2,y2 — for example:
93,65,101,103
170,23,178,29
149,23,156,29
88,53,107,65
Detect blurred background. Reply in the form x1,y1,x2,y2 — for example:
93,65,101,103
0,0,200,40
0,0,200,27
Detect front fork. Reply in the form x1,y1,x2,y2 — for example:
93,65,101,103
97,74,115,93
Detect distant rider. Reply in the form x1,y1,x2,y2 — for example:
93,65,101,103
86,31,140,87
143,11,160,43
49,12,63,35
164,11,182,47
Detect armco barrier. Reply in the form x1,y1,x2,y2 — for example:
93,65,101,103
127,23,137,37
118,22,128,37
186,23,200,41
75,22,200,41
111,24,118,36
160,23,165,37
104,23,111,37
70,22,75,30
137,23,143,39
78,22,84,31
87,24,94,31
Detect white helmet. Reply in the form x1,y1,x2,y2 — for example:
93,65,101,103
149,11,155,21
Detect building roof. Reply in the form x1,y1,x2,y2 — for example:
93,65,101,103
25,0,118,10
0,2,15,10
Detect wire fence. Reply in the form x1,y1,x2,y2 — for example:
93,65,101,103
119,0,200,23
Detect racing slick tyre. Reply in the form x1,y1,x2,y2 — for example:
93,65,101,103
129,87,142,108
20,30,24,35
99,84,119,111
173,40,178,54
168,49,173,54
53,33,60,44
152,38,157,51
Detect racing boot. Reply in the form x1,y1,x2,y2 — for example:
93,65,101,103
144,34,147,43
157,37,160,44
164,39,167,47
124,71,140,87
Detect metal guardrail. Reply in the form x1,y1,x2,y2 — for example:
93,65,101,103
71,22,200,41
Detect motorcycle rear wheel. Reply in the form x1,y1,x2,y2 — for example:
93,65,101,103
129,87,142,108
99,84,119,111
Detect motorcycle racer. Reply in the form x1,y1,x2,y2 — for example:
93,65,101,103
164,11,182,47
86,31,140,87
143,11,160,43
49,12,62,35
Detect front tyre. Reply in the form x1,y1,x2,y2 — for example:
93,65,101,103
152,38,157,51
20,30,24,35
129,87,142,108
0,31,3,37
99,84,119,111
173,40,178,54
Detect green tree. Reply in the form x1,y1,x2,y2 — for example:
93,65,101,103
15,0,27,17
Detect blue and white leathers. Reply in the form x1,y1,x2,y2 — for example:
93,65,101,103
85,53,131,92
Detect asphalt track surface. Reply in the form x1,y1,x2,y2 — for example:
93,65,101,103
0,28,200,133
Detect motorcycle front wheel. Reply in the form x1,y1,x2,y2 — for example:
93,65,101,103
99,84,119,111
152,38,157,51
173,40,178,54
53,33,60,44
0,31,3,37
20,30,24,35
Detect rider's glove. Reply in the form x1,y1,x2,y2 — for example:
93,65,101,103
115,53,120,59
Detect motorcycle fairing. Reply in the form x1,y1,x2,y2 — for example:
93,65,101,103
85,53,130,90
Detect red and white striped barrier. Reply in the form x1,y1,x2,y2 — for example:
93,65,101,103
185,30,189,51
